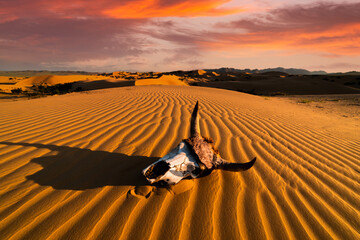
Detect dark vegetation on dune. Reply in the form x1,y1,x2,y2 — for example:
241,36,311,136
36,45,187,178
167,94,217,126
3,80,135,100
8,83,83,99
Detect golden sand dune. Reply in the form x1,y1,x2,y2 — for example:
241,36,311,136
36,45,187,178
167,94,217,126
14,75,103,88
0,77,25,92
197,70,207,75
0,76,18,84
0,86,359,240
135,75,187,86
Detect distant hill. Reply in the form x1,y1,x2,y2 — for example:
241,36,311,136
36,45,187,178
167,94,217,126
205,67,327,75
330,71,360,76
259,67,327,75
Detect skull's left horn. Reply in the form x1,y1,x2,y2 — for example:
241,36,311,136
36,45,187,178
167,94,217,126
190,101,200,137
216,157,256,171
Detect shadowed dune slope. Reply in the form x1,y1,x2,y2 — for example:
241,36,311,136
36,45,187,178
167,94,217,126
198,77,360,95
0,86,359,240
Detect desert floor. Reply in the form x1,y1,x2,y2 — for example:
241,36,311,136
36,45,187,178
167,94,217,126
0,85,359,240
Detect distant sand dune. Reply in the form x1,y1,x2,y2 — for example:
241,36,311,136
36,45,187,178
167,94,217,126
0,86,359,239
14,75,104,88
135,75,187,86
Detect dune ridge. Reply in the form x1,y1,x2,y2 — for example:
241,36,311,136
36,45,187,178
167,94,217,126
135,75,187,86
14,75,103,88
0,86,359,240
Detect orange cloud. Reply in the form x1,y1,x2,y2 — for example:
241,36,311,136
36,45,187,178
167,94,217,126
199,23,360,54
198,28,360,57
103,0,243,18
197,2,360,56
0,0,243,21
294,23,360,55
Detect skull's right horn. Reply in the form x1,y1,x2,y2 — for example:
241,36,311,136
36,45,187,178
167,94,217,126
215,157,256,171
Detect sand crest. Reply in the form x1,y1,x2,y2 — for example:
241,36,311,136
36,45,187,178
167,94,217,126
0,86,359,239
135,75,187,86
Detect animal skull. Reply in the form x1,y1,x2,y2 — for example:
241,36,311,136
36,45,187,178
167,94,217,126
142,101,256,186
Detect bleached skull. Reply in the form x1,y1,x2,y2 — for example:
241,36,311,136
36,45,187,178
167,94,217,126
142,102,256,186
142,141,200,185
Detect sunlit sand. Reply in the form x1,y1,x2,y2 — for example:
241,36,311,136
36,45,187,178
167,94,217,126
15,75,105,88
135,75,188,86
0,85,359,239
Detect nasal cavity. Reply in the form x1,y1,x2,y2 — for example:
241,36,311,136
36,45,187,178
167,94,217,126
145,161,170,179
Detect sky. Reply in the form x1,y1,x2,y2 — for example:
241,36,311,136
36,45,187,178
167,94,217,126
0,0,360,72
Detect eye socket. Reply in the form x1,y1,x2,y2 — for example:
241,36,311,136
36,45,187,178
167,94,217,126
144,161,170,179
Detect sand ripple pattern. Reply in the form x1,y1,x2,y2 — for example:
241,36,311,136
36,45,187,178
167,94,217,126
0,86,359,240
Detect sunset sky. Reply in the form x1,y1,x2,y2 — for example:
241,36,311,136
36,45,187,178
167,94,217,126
1,0,360,72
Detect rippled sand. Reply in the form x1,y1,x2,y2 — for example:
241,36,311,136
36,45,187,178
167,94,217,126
0,86,359,240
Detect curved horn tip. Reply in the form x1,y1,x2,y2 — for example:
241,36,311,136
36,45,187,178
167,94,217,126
249,157,256,167
218,156,257,172
238,157,256,171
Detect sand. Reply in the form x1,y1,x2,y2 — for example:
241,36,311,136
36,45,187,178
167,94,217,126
135,75,187,86
279,94,360,121
14,75,105,88
0,76,18,84
0,85,359,240
0,77,25,92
